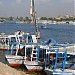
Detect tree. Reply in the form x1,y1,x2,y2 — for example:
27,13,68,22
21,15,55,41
40,17,47,20
9,16,13,21
19,17,23,21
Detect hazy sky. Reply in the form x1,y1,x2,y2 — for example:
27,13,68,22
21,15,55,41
0,0,74,17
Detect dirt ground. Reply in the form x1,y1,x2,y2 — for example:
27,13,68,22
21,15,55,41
0,62,32,75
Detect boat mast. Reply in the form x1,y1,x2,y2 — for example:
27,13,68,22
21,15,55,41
30,0,40,38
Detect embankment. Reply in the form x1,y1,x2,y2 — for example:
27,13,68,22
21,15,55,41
0,62,30,75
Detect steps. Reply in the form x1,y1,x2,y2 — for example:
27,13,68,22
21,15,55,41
31,45,40,62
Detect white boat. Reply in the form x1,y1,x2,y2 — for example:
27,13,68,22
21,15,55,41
41,22,47,29
44,46,75,75
23,44,44,72
5,33,39,67
5,42,24,67
5,55,24,67
24,61,43,72
0,32,24,50
15,30,25,35
0,30,38,51
45,68,73,75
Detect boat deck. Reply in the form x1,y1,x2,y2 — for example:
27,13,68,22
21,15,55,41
40,44,75,55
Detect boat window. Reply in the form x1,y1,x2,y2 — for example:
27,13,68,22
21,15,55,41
39,49,46,61
17,46,25,56
6,38,9,44
19,37,22,43
11,37,16,43
28,36,32,43
26,48,32,58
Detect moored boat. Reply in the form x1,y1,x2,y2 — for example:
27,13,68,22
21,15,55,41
5,42,24,67
0,32,24,50
24,61,43,72
5,55,24,67
44,46,75,75
23,44,44,72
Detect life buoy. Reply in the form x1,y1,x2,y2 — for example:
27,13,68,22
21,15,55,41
1,38,5,44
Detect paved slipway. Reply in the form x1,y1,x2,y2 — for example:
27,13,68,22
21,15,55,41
0,62,30,75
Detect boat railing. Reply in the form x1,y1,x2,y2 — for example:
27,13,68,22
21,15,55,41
44,48,67,72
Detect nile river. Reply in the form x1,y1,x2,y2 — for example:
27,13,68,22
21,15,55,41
0,23,75,63
0,24,75,62
0,23,75,43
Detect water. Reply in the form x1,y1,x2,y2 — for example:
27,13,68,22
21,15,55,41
0,23,75,75
0,23,75,43
0,23,75,62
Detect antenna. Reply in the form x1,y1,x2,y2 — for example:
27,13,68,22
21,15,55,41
30,0,40,39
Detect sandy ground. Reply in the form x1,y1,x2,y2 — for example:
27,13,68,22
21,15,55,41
0,62,32,75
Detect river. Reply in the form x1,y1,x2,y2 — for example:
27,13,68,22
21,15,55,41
0,23,75,75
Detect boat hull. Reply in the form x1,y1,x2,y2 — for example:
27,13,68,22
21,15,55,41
24,61,43,72
5,55,24,67
0,44,24,51
53,72,73,75
45,68,74,75
0,48,23,51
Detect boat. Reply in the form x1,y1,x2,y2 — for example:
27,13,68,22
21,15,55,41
44,46,75,75
15,30,25,35
5,31,39,67
5,55,24,67
24,61,43,72
23,44,44,72
0,32,24,50
41,23,47,29
5,42,24,67
0,30,39,51
23,38,63,72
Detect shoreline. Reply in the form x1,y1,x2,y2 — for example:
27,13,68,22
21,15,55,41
0,62,32,75
0,62,46,75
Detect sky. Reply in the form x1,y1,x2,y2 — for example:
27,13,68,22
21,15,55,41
0,0,74,17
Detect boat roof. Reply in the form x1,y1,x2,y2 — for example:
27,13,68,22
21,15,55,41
0,34,22,38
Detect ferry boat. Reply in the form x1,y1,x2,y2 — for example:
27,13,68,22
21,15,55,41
0,32,24,50
41,22,47,29
5,42,24,67
43,46,75,75
23,44,44,72
5,33,39,67
0,30,39,51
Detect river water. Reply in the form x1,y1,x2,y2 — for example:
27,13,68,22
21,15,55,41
0,23,75,63
0,23,75,43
